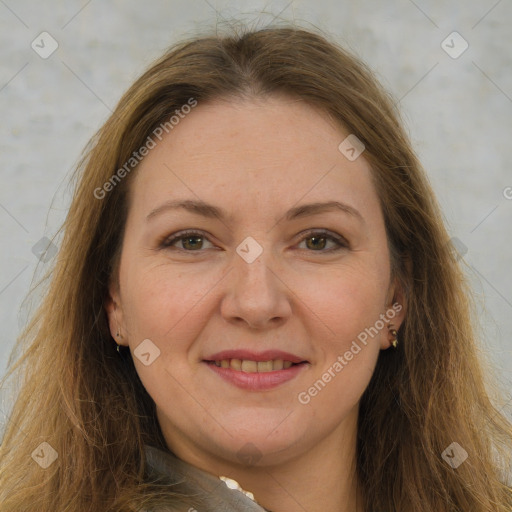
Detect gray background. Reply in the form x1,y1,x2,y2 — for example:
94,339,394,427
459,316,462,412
1,1,511,422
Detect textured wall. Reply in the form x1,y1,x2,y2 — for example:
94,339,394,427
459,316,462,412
1,1,511,419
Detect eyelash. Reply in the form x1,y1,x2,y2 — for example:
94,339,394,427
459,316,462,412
160,229,349,254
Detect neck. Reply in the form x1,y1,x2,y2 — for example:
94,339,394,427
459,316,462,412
161,406,364,512
237,411,362,512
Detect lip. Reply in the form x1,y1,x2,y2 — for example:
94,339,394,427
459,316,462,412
204,349,306,364
204,361,309,391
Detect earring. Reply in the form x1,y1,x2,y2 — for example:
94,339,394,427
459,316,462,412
115,327,122,353
113,304,123,353
389,327,398,349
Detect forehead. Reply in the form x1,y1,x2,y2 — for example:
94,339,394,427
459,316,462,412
128,95,381,225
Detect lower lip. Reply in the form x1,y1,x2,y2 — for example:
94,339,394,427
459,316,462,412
204,361,308,391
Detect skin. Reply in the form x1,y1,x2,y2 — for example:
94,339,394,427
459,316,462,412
106,95,406,512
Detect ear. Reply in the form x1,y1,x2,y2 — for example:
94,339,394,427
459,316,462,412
105,280,129,347
381,276,407,350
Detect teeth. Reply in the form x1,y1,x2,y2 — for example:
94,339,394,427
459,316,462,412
273,359,283,370
257,360,273,372
241,360,258,372
213,359,299,372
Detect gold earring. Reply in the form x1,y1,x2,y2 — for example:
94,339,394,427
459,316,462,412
114,321,122,353
390,328,398,349
113,305,123,353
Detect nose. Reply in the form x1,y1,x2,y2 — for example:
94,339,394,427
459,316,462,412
220,249,292,330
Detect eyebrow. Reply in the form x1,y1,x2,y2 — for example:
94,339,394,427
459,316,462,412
145,199,364,224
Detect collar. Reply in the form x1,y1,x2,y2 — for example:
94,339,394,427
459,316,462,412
144,444,270,512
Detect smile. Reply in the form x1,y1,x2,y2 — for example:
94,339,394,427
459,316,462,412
203,349,310,390
210,359,296,372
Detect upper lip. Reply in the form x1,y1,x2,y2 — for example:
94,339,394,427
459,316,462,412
204,349,307,364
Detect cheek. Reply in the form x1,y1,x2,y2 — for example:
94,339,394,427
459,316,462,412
119,265,212,396
295,263,389,411
296,270,385,414
300,263,388,343
120,261,215,342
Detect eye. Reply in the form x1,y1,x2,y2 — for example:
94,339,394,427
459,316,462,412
160,229,349,253
161,230,215,251
296,229,348,252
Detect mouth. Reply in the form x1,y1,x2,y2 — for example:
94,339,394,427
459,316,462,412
202,350,310,391
204,358,306,372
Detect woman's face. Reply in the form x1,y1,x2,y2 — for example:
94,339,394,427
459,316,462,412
107,95,405,467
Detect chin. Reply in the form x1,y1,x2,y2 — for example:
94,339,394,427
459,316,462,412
205,423,309,466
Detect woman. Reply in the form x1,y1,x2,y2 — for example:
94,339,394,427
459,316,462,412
0,24,511,512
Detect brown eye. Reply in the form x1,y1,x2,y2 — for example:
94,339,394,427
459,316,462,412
160,229,348,253
180,235,204,250
305,235,329,250
298,230,348,252
161,231,215,251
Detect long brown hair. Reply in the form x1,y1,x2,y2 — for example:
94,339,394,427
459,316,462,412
1,23,511,512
